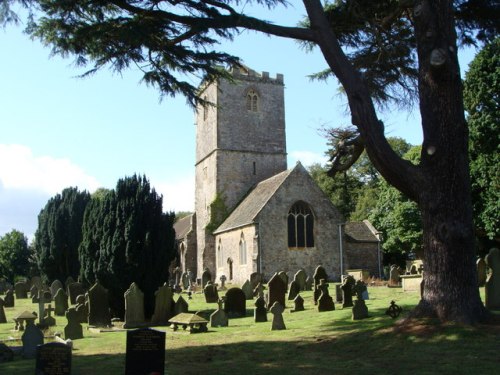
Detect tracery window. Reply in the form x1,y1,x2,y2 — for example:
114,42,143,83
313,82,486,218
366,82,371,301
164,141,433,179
287,201,314,248
239,233,247,265
246,89,259,112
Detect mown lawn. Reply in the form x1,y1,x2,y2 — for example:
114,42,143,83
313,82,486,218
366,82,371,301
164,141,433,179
1,286,498,375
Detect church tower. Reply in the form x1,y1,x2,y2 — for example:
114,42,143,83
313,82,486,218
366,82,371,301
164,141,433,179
194,66,287,278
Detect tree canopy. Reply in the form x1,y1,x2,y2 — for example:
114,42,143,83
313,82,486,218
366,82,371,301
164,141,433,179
0,229,31,281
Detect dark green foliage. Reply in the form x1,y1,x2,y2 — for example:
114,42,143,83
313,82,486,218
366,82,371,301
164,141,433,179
463,38,500,243
205,193,229,234
79,175,176,319
0,229,31,281
34,187,91,283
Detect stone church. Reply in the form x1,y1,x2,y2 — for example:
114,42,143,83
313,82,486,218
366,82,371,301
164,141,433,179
174,66,381,285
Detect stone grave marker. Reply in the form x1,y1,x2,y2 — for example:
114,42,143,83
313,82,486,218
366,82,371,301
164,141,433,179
293,269,307,291
14,281,28,299
0,297,6,323
270,302,286,330
21,321,44,358
341,275,355,308
317,279,335,312
151,283,174,326
125,328,165,375
43,290,53,302
287,280,300,301
67,282,85,305
485,248,500,310
291,294,305,313
201,268,212,289
224,288,246,318
305,276,313,291
64,307,83,340
204,281,219,303
249,272,262,290
174,295,189,315
335,284,343,303
268,273,286,310
173,267,182,293
50,280,64,299
31,276,42,290
219,275,227,291
277,271,289,292
477,257,487,287
44,304,57,327
210,299,228,327
54,288,69,316
88,282,111,327
64,276,75,289
181,272,189,290
253,282,265,298
313,266,328,305
241,280,253,300
124,282,145,329
385,300,402,319
35,342,72,375
254,295,267,322
352,280,369,320
4,289,14,307
30,285,39,302
389,265,401,286
75,295,88,324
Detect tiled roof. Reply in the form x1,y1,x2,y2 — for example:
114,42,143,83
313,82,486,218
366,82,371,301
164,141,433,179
174,214,194,240
344,220,379,242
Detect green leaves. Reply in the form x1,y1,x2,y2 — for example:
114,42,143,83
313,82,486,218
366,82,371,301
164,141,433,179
0,229,31,281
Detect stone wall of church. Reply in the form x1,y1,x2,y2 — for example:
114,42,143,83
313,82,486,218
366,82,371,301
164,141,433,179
344,242,380,277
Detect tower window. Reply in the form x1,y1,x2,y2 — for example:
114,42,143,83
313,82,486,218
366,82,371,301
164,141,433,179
288,201,314,248
246,90,259,112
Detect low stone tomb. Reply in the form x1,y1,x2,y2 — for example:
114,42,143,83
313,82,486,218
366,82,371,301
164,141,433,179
64,307,83,340
125,328,166,375
21,321,43,359
241,280,253,300
400,274,423,292
14,310,37,331
270,302,286,331
291,294,305,313
224,287,246,317
485,247,500,310
0,297,6,323
35,342,72,375
210,299,228,327
204,281,219,303
168,313,208,333
347,269,370,282
254,296,267,322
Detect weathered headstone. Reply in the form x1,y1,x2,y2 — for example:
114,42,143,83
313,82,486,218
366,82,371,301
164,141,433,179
291,294,305,313
210,299,229,327
4,289,14,307
293,269,307,291
36,342,72,375
317,279,335,312
174,295,189,315
477,257,487,287
64,307,83,340
75,295,89,324
14,281,28,299
64,276,75,289
219,274,227,290
181,272,189,290
30,285,39,302
30,276,42,290
44,304,57,327
287,280,300,301
254,295,267,322
125,328,165,375
0,297,6,323
151,283,174,326
54,288,69,316
43,290,53,302
88,282,111,327
67,282,85,305
270,302,286,330
253,282,265,298
485,248,500,310
204,281,219,303
277,271,289,292
201,268,212,289
268,273,286,310
50,280,64,300
241,280,253,300
313,266,328,304
389,265,401,286
341,275,355,308
21,321,44,358
172,267,182,293
305,276,313,291
352,280,369,320
335,284,343,303
124,282,145,329
224,288,246,317
249,272,262,290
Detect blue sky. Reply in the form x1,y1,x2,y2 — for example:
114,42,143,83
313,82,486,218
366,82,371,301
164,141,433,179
0,3,476,240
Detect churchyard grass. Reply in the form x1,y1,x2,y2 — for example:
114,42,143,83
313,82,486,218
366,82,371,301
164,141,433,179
1,286,498,374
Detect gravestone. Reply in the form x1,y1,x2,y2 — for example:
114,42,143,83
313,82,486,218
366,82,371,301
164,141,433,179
241,280,253,300
317,279,335,312
14,281,28,299
75,295,88,324
291,294,305,313
270,302,286,330
67,282,85,305
201,268,212,289
305,276,313,291
477,257,487,287
43,290,53,302
0,297,6,323
224,288,246,318
173,267,182,293
31,276,42,290
3,289,14,307
219,275,227,291
249,272,262,290
35,342,72,375
203,281,219,303
22,321,44,358
293,269,307,291
267,273,286,310
253,282,265,298
30,285,39,302
44,304,57,327
124,282,145,329
64,276,75,289
389,265,401,286
125,328,165,375
313,266,328,304
341,276,355,308
485,248,500,310
277,271,289,292
352,280,369,320
88,282,111,327
335,284,343,303
4,289,14,307
50,280,64,299
151,283,174,326
54,288,69,316
254,296,267,322
181,272,189,290
210,299,228,327
174,295,189,315
287,280,300,301
385,300,402,319
64,307,83,340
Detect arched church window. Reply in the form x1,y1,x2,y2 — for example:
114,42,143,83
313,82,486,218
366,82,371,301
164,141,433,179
239,233,247,265
217,240,223,268
246,90,259,112
287,201,314,248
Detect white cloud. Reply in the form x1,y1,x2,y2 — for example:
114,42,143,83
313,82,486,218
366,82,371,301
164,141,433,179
288,150,328,167
153,174,195,213
0,144,100,195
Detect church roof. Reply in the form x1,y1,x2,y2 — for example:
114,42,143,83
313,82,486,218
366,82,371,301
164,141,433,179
344,220,380,243
213,166,297,234
174,214,194,240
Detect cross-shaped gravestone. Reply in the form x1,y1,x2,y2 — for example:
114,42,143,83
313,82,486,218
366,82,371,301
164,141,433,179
44,304,56,327
485,248,500,310
219,275,227,290
270,302,286,330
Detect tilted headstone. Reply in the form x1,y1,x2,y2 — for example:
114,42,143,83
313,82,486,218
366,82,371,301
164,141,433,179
151,283,174,326
36,342,72,375
54,288,69,316
317,279,335,312
174,295,189,315
267,273,286,310
477,257,487,287
204,281,219,303
201,268,212,289
125,328,166,375
277,271,289,292
210,299,228,327
287,280,300,301
67,282,85,305
21,321,44,359
50,280,64,299
87,282,111,327
14,281,28,299
270,302,286,330
254,295,267,323
0,297,7,323
124,282,145,329
241,280,253,300
293,269,307,291
313,266,328,304
291,294,305,313
64,307,83,340
4,289,14,307
224,288,246,318
341,275,355,308
485,248,500,310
